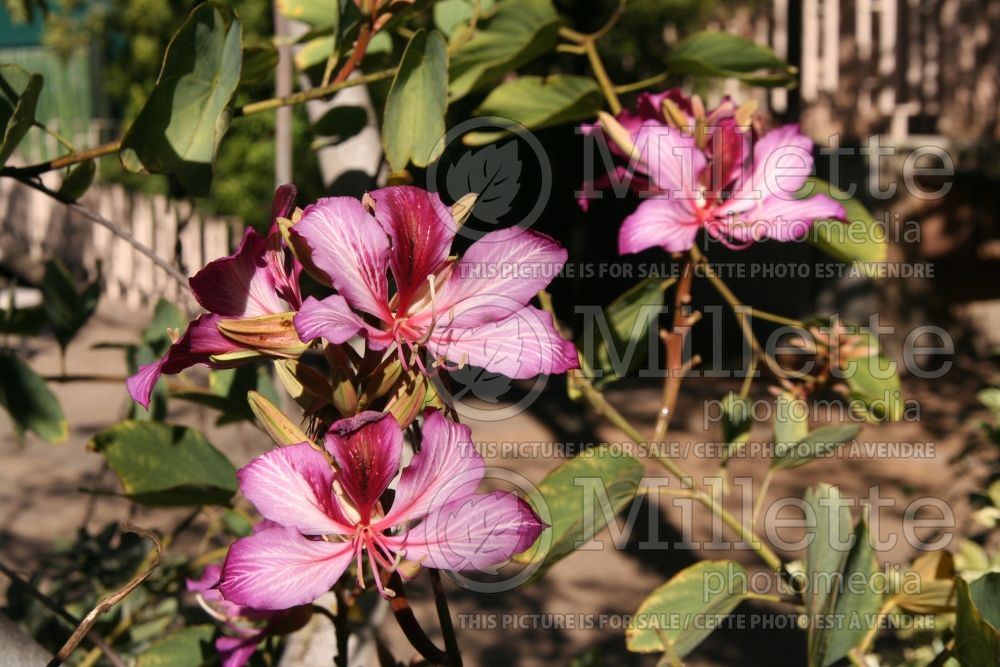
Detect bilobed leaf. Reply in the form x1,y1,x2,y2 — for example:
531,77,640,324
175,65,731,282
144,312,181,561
667,31,796,87
799,178,887,264
57,160,96,201
382,29,448,171
954,576,1000,667
41,259,101,352
626,561,749,656
588,277,670,389
465,75,603,145
0,354,68,443
770,424,861,471
88,421,238,506
822,519,883,667
804,484,854,667
448,0,560,100
0,64,43,165
135,625,215,667
119,3,242,196
515,445,643,576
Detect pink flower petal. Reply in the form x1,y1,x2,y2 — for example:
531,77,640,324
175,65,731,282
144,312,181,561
722,124,815,215
291,197,391,320
237,443,352,536
395,491,544,571
220,526,354,610
723,192,846,243
633,121,706,196
431,228,567,329
378,410,483,528
190,228,285,319
216,635,261,667
618,197,701,254
126,313,245,409
370,186,455,310
324,412,402,522
293,295,370,346
426,305,578,379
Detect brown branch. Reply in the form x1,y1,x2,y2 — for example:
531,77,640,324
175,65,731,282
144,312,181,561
387,571,450,665
0,561,127,667
46,526,163,667
651,253,697,443
428,569,462,666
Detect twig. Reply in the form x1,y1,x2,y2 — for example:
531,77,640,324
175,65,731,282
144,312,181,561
3,68,398,177
428,569,462,666
14,177,189,289
42,374,129,383
0,561,127,667
614,73,669,95
46,525,163,667
651,253,696,443
387,572,449,665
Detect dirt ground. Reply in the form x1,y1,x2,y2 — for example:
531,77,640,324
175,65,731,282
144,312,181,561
1,305,996,666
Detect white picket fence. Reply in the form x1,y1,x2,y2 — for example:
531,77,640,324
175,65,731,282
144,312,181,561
0,178,236,311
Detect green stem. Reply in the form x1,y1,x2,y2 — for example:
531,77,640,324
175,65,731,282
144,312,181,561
582,39,621,114
614,73,669,95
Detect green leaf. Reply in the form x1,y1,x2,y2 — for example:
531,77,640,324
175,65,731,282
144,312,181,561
143,298,186,353
88,421,238,506
0,64,43,165
448,0,560,101
773,390,809,446
841,331,903,423
295,35,335,71
382,29,448,171
721,391,752,458
771,424,861,471
955,576,1000,667
970,573,1000,631
119,3,242,196
804,484,855,667
0,354,68,443
626,561,749,656
41,259,100,352
587,276,671,390
799,178,887,264
277,0,339,28
135,625,215,667
977,388,1000,418
822,519,883,667
172,364,278,426
0,302,46,336
241,44,279,86
515,445,643,576
434,0,476,37
465,75,603,145
57,160,96,202
666,31,796,87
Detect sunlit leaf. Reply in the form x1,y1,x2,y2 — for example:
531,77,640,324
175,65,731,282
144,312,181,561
448,0,560,100
465,75,602,145
626,561,749,656
667,31,796,87
119,3,242,196
0,64,43,165
515,445,643,577
770,424,861,471
799,177,887,264
89,421,238,506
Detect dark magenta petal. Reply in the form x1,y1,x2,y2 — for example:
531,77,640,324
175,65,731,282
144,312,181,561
190,228,284,319
324,411,402,523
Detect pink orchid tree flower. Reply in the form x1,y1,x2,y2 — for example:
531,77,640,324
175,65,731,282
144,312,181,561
580,89,846,253
187,559,311,667
219,409,544,610
126,185,305,409
290,185,578,380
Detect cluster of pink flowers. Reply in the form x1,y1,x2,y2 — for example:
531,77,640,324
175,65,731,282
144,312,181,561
580,89,845,252
128,88,844,660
